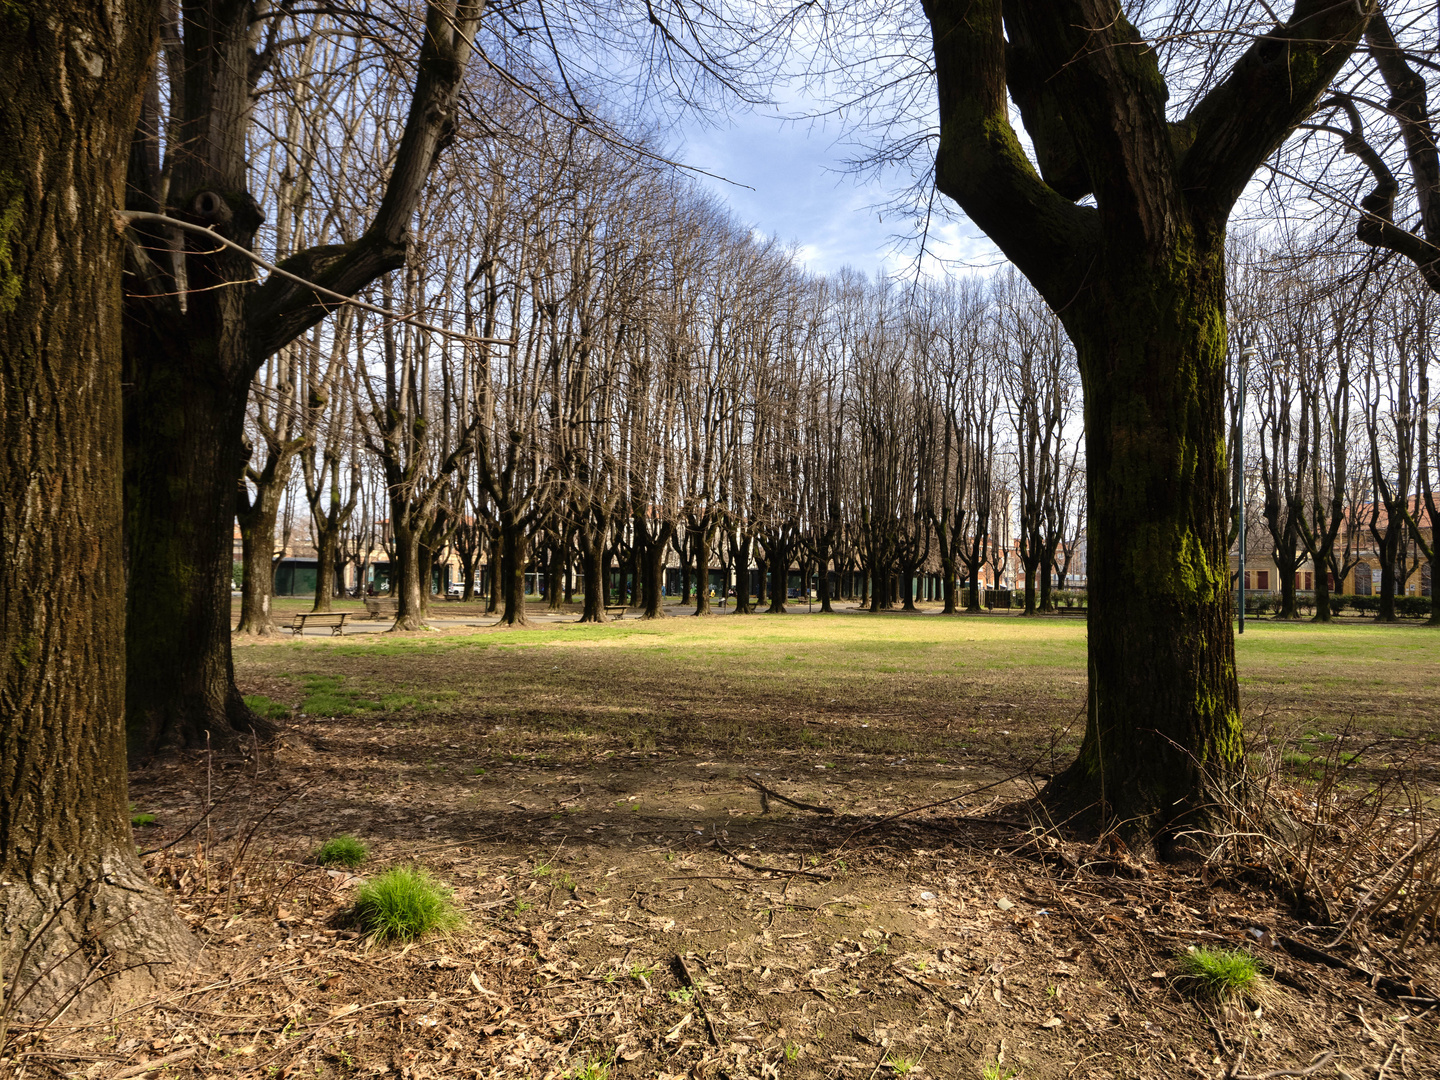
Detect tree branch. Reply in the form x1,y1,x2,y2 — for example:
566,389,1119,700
922,0,1095,309
246,0,487,362
1178,0,1371,221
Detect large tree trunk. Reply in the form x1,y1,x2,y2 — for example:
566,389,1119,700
312,520,340,613
1043,253,1242,848
577,528,607,623
1312,562,1332,624
498,521,529,626
765,536,788,614
124,340,273,754
1020,552,1040,615
2,0,198,1016
816,539,835,614
235,455,293,633
487,533,501,613
390,519,426,630
940,554,958,614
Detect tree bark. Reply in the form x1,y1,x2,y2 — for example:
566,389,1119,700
236,484,281,634
577,526,608,623
124,337,273,753
693,522,712,616
498,520,529,626
2,0,198,1016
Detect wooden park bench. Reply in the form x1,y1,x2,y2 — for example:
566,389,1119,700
363,597,399,620
604,604,628,619
288,612,349,636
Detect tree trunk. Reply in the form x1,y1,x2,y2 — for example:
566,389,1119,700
485,534,500,613
499,522,529,626
816,541,835,614
124,341,273,754
548,540,564,611
2,1,199,1016
694,526,712,616
1039,549,1055,612
235,463,289,633
577,530,607,623
678,530,692,605
1043,255,1242,849
312,522,340,613
1021,553,1040,615
899,567,915,611
732,534,753,614
390,519,426,630
766,536,788,614
940,555,958,614
1312,563,1332,624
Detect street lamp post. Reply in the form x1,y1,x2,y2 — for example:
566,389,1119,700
1237,344,1255,634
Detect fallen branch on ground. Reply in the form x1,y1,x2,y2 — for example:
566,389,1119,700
712,840,832,881
743,775,834,815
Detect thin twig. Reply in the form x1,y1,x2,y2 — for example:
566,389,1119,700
712,840,832,881
672,955,719,1047
1232,1049,1335,1080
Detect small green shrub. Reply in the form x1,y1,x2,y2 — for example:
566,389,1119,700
1175,946,1264,1003
130,812,157,827
351,867,461,942
315,835,368,869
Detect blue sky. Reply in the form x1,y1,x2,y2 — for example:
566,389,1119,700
676,106,1005,280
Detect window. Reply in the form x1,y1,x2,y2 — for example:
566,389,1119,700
1354,563,1373,596
1304,571,1313,590
1294,573,1301,590
1243,571,1252,590
1328,573,1336,591
1257,570,1270,590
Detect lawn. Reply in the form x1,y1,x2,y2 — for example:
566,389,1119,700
234,610,1440,781
103,612,1440,1080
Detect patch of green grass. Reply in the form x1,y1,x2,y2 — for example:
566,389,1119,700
314,835,367,869
350,867,461,942
243,694,291,722
1175,946,1264,1003
564,1057,611,1080
130,812,157,827
981,1063,1017,1080
884,1053,917,1074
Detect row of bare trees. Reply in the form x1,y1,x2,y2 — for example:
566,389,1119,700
236,92,1092,630
1232,238,1439,625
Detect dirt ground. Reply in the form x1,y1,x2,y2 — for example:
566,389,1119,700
13,609,1440,1079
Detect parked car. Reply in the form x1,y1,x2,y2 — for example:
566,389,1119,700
446,581,466,598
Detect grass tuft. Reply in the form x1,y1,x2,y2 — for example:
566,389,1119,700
564,1057,611,1080
314,834,368,869
130,812,157,827
350,867,461,942
1175,946,1264,1003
